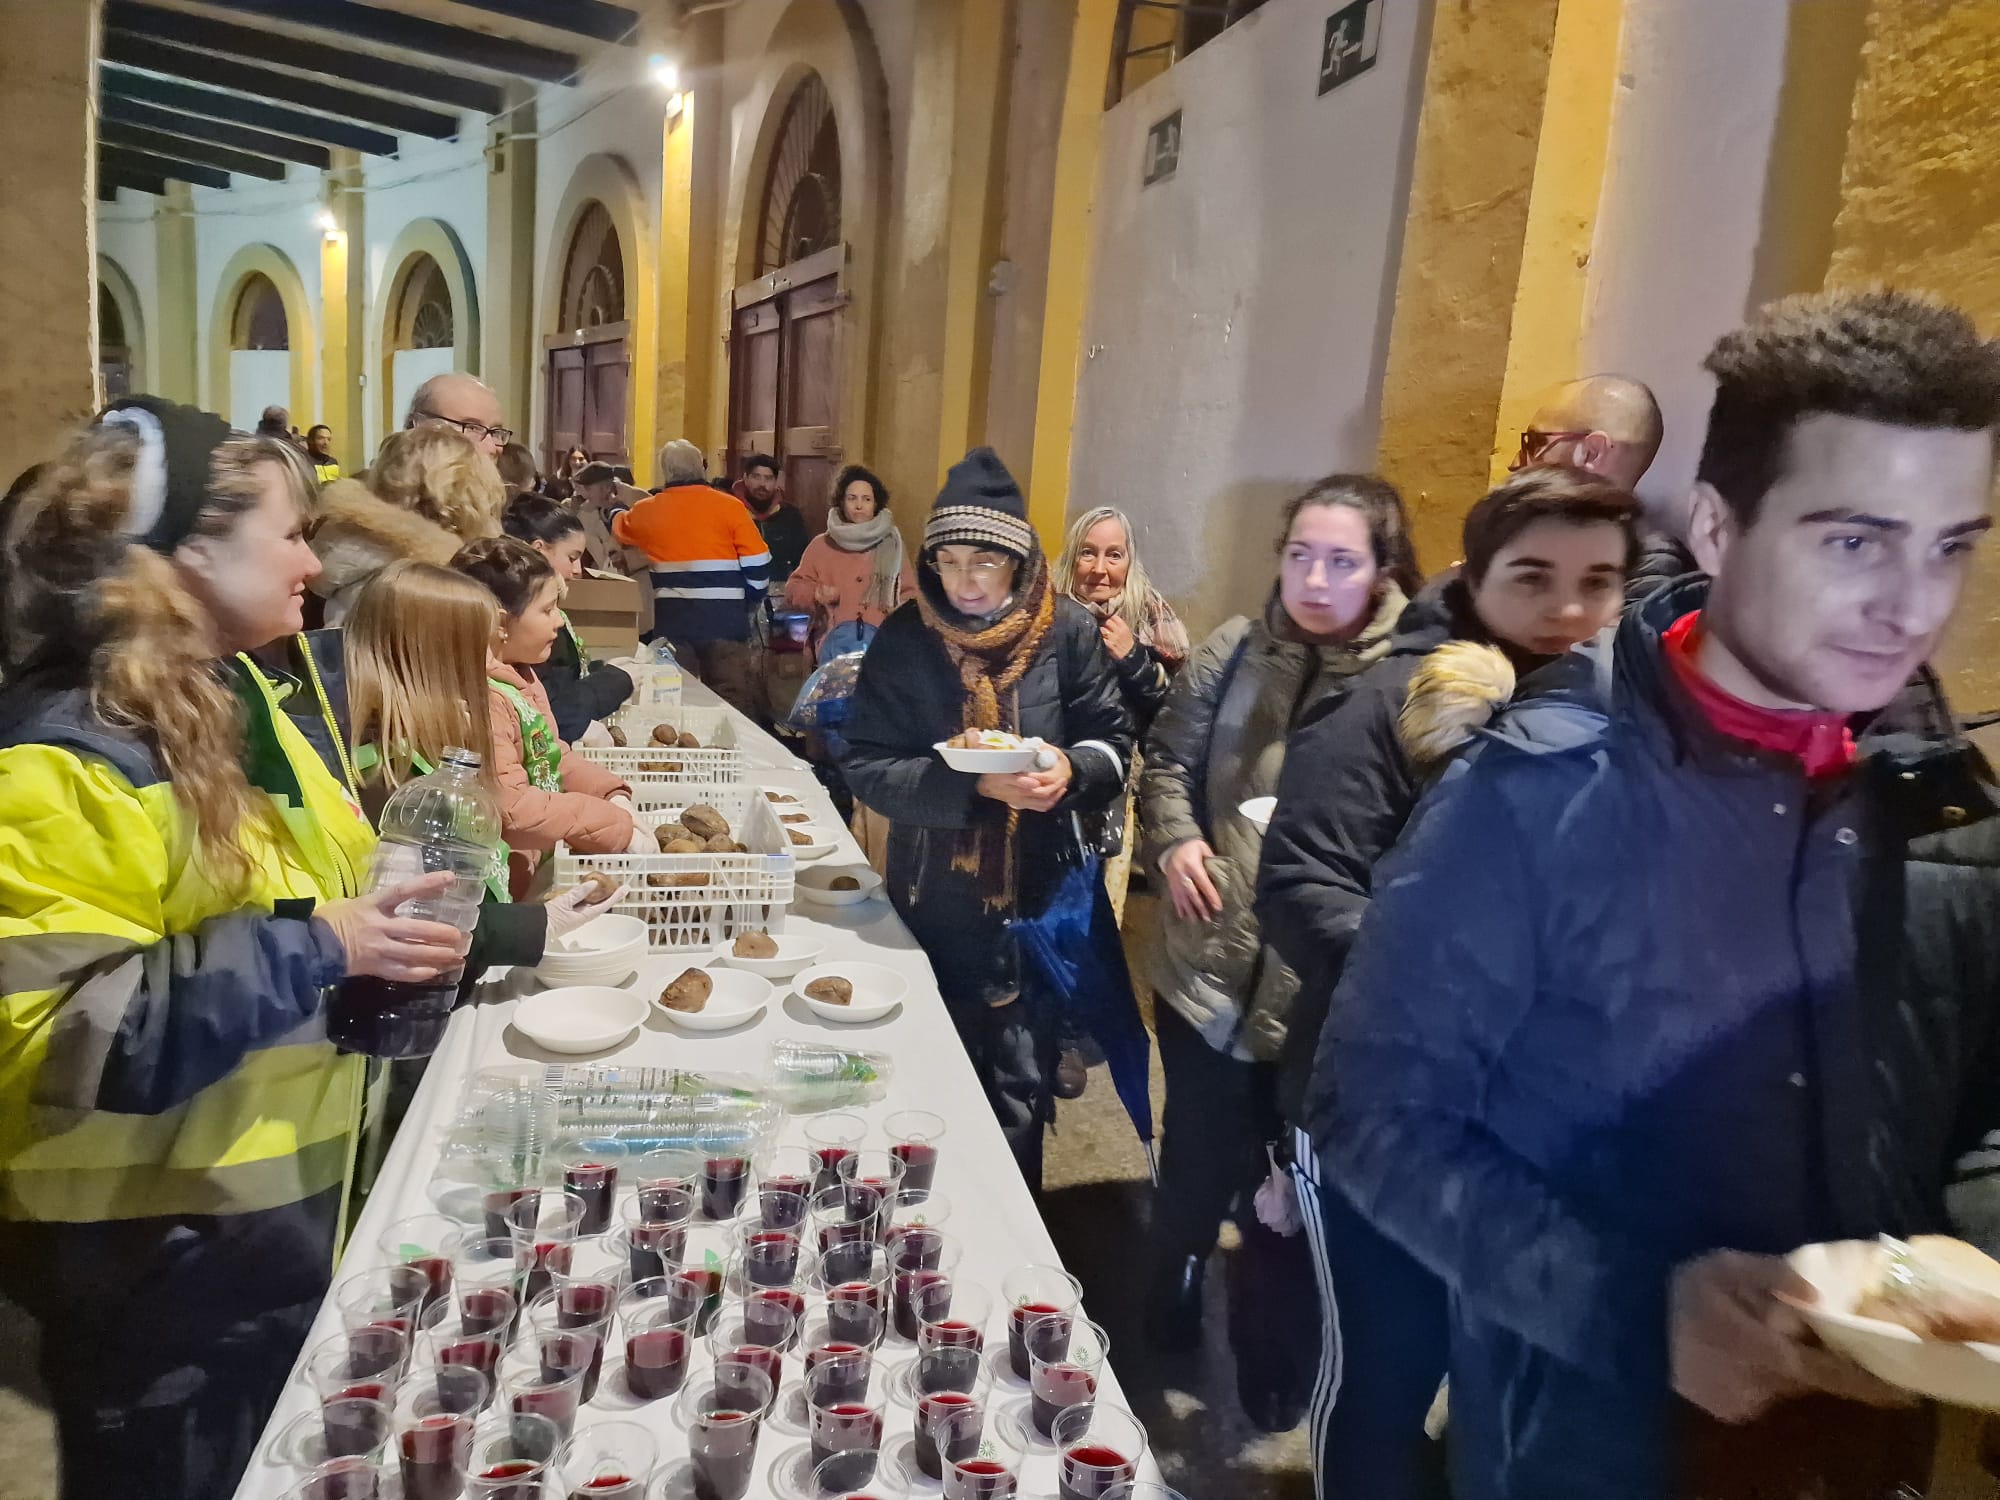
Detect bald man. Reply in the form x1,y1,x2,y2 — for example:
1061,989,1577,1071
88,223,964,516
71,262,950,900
1511,373,1691,597
406,371,510,456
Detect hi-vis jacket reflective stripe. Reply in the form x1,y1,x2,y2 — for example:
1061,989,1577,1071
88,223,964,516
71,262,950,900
0,668,375,1225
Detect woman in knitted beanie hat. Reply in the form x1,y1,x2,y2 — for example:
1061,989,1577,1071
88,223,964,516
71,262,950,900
840,449,1135,1183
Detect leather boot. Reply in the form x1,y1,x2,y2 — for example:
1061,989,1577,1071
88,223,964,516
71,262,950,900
1145,1253,1205,1353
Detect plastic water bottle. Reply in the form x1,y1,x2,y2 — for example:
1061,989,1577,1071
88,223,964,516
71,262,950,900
327,747,501,1059
765,1040,895,1111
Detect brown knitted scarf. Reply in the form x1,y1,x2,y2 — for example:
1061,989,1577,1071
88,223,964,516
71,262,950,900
916,551,1058,909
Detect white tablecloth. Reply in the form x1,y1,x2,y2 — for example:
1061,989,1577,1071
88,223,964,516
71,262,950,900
235,680,1146,1498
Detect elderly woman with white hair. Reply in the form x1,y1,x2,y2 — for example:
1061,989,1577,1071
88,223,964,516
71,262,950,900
1057,505,1190,730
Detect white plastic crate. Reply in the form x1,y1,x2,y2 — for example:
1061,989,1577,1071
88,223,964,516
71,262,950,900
625,782,764,821
609,699,732,742
598,704,744,785
554,844,795,952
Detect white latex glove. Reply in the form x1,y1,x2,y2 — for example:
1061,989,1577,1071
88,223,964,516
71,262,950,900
316,872,469,982
577,720,614,749
543,881,630,944
627,825,657,855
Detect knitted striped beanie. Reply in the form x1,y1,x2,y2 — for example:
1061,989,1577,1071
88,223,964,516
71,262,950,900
924,447,1036,560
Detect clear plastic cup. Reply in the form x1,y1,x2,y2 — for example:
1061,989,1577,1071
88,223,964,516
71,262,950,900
526,1287,614,1404
273,1395,392,1468
944,1422,1028,1499
914,1375,989,1482
391,1366,486,1500
918,1279,993,1358
1029,1316,1110,1438
811,1192,888,1276
1052,1403,1148,1500
800,1304,881,1387
278,1456,383,1500
888,1226,961,1342
498,1340,588,1444
698,1150,754,1223
334,1263,431,1337
803,1112,868,1192
622,1296,699,1401
555,1136,629,1235
688,1366,775,1500
753,1145,819,1231
506,1189,587,1302
302,1324,411,1407
728,1226,809,1292
816,1244,891,1350
707,1322,785,1418
803,1345,873,1412
419,1320,504,1388
377,1213,464,1315
883,1110,946,1200
1002,1264,1083,1380
810,1447,884,1500
884,1187,952,1253
463,1411,560,1498
635,1147,703,1219
808,1397,883,1475
558,1419,657,1500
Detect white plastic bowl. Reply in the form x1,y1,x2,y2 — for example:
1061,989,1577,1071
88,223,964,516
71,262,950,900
710,932,824,980
933,740,1042,774
1788,1239,2000,1409
511,985,649,1054
534,913,648,986
1239,796,1277,834
794,961,907,1024
780,825,840,861
796,864,884,908
760,785,810,810
648,964,771,1032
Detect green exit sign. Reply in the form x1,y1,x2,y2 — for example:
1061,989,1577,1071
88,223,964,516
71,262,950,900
1319,0,1382,95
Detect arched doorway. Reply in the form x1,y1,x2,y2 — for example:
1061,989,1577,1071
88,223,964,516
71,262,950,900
731,69,846,534
229,271,291,432
99,280,133,400
386,251,457,442
544,200,631,476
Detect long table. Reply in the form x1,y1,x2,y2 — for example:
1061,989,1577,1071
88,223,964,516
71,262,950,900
236,680,1146,1498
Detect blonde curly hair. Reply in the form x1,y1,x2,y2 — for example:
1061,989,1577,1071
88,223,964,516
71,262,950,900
369,425,505,541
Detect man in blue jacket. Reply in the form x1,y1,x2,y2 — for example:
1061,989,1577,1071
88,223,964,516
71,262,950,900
1311,287,2000,1500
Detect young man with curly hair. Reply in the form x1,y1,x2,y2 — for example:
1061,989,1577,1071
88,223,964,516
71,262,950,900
1312,288,2000,1500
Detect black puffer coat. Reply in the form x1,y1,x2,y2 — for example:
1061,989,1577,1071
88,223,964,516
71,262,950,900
840,579,1134,1010
534,624,633,743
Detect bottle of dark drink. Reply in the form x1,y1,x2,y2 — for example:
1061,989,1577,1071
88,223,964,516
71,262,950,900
328,748,499,1059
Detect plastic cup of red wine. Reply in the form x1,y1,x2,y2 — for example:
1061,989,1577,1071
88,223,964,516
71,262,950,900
1030,1316,1110,1439
1099,1485,1190,1500
303,1324,412,1407
499,1341,588,1445
273,1395,392,1468
804,1111,867,1192
527,1286,615,1403
391,1366,488,1500
803,1345,874,1412
753,1146,819,1231
464,1412,561,1497
914,1378,989,1482
507,1189,587,1305
555,1137,628,1236
421,1316,505,1389
279,1456,383,1500
808,1184,882,1267
884,1110,946,1200
378,1214,463,1316
335,1263,431,1338
635,1148,703,1214
888,1226,961,1342
558,1418,657,1500
727,1224,809,1292
623,1297,699,1401
918,1279,993,1358
451,1234,522,1299
480,1184,540,1242
800,1301,884,1378
833,1151,907,1242
694,1151,750,1222
811,1447,886,1500
688,1366,774,1500
615,1191,694,1283
1002,1265,1083,1380
815,1245,891,1349
883,1188,952,1257
1051,1403,1148,1500
654,1261,725,1336
944,1424,1028,1500
808,1394,884,1474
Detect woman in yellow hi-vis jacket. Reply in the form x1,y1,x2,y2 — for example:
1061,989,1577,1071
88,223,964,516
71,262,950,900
0,399,469,1500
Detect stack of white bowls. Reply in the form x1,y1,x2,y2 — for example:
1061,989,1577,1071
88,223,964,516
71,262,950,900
533,913,649,987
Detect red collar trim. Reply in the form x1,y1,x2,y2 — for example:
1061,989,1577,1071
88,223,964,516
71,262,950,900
1662,612,1856,780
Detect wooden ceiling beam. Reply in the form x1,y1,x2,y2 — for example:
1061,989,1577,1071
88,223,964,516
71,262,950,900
101,141,233,190
189,0,581,83
99,93,333,167
99,66,398,154
102,118,288,179
441,0,638,45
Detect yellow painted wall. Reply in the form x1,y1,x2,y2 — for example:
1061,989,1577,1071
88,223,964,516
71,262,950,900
1824,0,2000,717
1372,0,1563,572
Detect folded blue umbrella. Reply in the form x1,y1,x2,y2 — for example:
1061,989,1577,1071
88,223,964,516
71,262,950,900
1009,860,1156,1164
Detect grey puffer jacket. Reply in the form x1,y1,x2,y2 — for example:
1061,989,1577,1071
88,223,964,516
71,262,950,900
1139,587,1405,1061
308,479,469,625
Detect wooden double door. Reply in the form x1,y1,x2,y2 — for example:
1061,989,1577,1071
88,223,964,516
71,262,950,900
545,325,630,474
728,245,844,534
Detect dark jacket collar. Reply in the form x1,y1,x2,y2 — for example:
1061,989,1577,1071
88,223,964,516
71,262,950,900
0,674,162,788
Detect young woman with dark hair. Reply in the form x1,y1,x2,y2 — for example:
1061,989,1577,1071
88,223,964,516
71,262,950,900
501,493,634,739
782,464,917,661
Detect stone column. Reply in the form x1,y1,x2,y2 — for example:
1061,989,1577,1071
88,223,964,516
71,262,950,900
0,0,100,482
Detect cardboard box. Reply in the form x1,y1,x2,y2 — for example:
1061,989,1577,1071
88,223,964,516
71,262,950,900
565,573,642,657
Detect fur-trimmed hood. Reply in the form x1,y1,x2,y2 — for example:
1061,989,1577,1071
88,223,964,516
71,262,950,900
1397,640,1519,765
308,478,465,624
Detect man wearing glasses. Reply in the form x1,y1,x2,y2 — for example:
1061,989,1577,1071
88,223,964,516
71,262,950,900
1510,374,1682,598
405,372,511,456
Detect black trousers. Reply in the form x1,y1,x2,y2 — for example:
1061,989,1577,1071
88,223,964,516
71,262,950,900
947,989,1057,1193
1151,1000,1280,1271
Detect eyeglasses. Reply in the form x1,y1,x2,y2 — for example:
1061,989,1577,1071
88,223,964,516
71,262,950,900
1515,429,1592,467
933,558,1010,580
414,409,514,446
